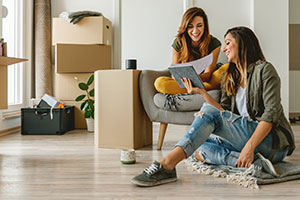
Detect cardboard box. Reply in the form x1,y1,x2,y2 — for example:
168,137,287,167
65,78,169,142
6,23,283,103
54,72,94,101
52,16,112,45
0,43,27,109
55,44,111,73
63,100,87,129
94,70,152,149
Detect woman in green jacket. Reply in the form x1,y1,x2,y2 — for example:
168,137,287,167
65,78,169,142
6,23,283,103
131,26,295,187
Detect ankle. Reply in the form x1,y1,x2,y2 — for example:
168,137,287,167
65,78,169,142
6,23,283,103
159,147,186,170
159,158,175,170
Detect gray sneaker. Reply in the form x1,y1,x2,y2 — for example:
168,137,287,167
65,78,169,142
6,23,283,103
254,153,280,177
131,161,177,187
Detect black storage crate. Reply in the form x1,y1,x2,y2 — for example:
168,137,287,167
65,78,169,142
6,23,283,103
21,106,75,135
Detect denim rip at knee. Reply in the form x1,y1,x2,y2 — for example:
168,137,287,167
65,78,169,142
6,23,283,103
175,102,287,163
194,135,241,166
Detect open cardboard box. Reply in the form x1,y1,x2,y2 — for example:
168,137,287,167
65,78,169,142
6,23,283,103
52,16,112,45
0,43,27,109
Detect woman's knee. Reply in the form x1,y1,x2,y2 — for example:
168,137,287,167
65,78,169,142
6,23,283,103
154,76,186,94
154,77,170,92
199,103,220,116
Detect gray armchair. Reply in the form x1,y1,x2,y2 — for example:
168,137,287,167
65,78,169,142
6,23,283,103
139,69,220,150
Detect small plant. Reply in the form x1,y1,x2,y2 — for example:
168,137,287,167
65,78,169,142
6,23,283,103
74,74,94,119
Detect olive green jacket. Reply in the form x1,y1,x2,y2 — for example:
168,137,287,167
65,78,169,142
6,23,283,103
220,62,295,155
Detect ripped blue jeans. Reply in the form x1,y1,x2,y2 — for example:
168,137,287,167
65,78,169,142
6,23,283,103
175,103,287,167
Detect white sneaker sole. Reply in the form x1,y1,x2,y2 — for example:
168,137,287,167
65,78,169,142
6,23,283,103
257,153,280,177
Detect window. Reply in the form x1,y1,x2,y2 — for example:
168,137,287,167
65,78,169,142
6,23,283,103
2,0,24,106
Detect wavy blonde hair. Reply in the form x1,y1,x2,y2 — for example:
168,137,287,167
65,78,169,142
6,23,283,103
222,27,266,96
177,7,210,63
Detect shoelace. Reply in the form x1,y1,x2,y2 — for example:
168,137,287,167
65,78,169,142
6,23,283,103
144,163,159,175
163,93,190,111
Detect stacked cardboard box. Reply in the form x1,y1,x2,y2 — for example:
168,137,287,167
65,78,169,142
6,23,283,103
52,16,112,129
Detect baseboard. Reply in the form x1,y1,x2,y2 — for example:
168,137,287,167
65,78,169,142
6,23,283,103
0,126,21,137
289,113,300,118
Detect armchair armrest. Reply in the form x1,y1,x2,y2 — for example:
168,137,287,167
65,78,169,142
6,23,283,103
139,69,170,121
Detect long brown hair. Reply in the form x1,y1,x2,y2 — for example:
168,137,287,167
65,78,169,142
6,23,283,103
222,26,266,96
177,7,210,63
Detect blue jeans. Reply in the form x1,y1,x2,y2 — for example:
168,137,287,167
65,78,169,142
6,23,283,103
175,103,288,167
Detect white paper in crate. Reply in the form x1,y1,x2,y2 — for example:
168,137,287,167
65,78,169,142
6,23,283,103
38,94,62,120
39,94,61,108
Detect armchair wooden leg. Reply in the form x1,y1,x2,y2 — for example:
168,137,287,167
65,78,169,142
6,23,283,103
157,122,168,150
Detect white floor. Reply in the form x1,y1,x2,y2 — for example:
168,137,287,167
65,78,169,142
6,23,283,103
0,123,299,199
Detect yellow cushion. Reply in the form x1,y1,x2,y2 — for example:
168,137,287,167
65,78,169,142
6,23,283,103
154,63,229,94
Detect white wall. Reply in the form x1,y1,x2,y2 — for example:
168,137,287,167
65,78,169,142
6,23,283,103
121,0,183,70
252,0,289,117
289,0,300,113
194,0,251,61
0,0,2,38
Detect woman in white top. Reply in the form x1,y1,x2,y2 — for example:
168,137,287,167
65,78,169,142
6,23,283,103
131,26,295,187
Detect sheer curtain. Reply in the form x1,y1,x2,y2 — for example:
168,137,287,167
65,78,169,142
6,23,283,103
34,0,52,98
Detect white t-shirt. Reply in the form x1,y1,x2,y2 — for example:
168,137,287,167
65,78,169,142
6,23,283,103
235,86,249,116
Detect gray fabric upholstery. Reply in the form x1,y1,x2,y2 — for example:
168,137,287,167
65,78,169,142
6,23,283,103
139,69,221,125
153,90,220,111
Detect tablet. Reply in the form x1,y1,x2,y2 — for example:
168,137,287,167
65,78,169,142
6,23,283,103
168,65,204,89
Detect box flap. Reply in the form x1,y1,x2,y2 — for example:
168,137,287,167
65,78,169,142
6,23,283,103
52,16,112,45
0,56,27,66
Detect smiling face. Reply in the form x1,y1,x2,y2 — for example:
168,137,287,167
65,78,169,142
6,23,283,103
187,16,204,46
223,33,239,64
